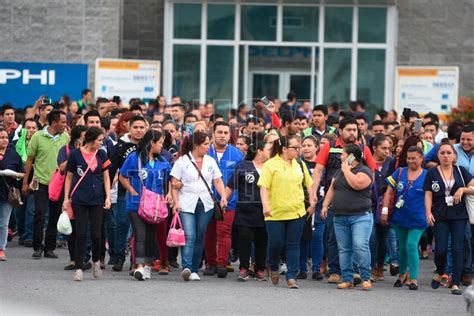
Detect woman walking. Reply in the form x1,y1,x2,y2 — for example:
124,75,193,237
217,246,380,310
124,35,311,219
119,130,172,281
258,135,314,289
381,146,427,290
424,141,474,295
321,144,374,290
63,127,112,281
170,131,227,281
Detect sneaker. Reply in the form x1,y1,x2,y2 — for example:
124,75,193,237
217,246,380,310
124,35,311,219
297,271,307,280
73,269,83,281
361,280,372,291
134,266,145,281
159,260,171,275
217,266,228,278
311,271,324,281
337,282,354,289
112,258,124,272
451,285,462,295
44,250,58,259
226,264,234,273
190,272,201,281
237,268,249,282
0,250,6,261
152,259,161,272
270,271,280,285
389,263,399,276
143,266,151,280
83,261,92,271
181,268,191,281
376,266,385,281
279,263,287,275
328,274,341,284
32,249,43,259
255,270,267,281
353,274,362,286
203,265,217,276
64,262,75,270
92,261,102,279
287,279,299,289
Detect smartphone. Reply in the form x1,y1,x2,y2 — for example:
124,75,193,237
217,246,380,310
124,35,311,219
347,154,356,166
42,97,52,105
413,119,423,132
112,96,121,104
261,96,271,108
402,108,411,121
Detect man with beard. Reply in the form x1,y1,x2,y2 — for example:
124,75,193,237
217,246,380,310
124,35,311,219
310,117,375,285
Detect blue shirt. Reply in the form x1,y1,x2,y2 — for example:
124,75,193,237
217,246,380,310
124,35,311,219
454,144,474,176
119,152,171,212
424,143,440,165
386,167,428,229
208,145,244,211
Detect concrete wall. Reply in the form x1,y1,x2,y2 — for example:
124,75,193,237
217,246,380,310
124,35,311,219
0,0,121,92
397,0,474,96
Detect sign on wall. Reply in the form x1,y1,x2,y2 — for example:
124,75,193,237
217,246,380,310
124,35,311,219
95,58,160,104
0,62,88,108
395,66,459,115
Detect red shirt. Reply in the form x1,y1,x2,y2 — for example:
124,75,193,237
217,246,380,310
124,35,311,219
315,136,376,172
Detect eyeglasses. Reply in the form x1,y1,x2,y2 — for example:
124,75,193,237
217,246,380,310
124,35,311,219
288,146,301,151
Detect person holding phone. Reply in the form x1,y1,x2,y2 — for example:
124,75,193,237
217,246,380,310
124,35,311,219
321,144,374,291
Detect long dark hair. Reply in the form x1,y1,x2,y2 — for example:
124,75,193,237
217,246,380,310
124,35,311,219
179,131,208,156
83,126,103,145
137,130,163,163
270,134,300,158
398,135,421,167
69,125,87,148
369,134,388,155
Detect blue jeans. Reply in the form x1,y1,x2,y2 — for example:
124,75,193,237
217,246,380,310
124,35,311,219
334,212,373,282
266,217,305,280
0,201,14,250
463,222,472,276
114,196,130,260
325,208,340,275
179,200,214,273
386,227,399,264
299,223,326,273
434,220,467,286
14,195,35,241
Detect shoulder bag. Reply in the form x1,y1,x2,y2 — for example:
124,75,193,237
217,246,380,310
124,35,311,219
375,167,403,223
166,212,185,247
187,153,224,221
456,165,474,224
137,156,168,224
49,145,70,202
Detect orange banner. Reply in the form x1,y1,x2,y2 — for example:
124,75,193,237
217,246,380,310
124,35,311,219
398,69,438,76
98,61,139,70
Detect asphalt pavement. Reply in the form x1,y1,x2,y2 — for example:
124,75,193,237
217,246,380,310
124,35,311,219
0,241,467,315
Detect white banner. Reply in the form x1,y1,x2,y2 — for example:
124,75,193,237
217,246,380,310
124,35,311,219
394,66,459,115
95,58,160,104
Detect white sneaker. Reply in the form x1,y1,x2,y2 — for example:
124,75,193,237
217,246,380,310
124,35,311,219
134,266,145,281
181,268,191,281
92,261,102,279
279,263,287,275
143,266,151,280
73,269,83,281
190,272,201,281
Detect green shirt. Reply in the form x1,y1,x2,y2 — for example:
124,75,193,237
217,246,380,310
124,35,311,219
28,127,69,185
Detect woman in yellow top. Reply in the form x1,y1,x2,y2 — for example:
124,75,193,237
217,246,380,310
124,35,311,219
258,135,315,289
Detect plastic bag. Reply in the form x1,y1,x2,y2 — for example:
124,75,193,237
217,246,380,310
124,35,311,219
57,212,72,235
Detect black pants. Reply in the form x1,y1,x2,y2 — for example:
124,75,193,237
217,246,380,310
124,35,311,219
129,212,156,265
33,184,61,251
375,223,389,267
74,204,103,270
238,225,267,271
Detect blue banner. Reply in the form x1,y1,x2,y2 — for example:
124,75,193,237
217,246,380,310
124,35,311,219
0,61,88,108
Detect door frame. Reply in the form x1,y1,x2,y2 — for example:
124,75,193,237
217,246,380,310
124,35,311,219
249,70,314,101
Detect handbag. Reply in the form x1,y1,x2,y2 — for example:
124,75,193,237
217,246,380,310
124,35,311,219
63,150,98,219
296,159,312,242
137,157,168,224
49,146,70,202
1,176,22,207
186,153,224,221
456,165,474,224
166,212,186,247
375,167,403,224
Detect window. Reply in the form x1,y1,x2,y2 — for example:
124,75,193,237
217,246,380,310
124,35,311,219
358,8,387,43
173,3,201,39
208,4,235,40
324,48,351,106
207,46,234,103
283,6,319,42
241,5,277,41
173,45,200,102
324,7,353,42
357,49,385,115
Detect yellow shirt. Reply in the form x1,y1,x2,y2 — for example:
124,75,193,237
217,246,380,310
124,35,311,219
258,155,313,221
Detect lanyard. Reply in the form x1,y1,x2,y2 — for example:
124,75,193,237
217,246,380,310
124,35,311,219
438,166,453,196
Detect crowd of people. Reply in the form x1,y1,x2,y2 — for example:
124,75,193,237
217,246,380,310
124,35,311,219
0,91,473,295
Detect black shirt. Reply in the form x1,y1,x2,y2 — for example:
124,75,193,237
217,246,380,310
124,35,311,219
423,166,471,221
228,159,264,228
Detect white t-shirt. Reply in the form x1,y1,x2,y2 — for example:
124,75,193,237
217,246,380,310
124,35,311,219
170,153,222,213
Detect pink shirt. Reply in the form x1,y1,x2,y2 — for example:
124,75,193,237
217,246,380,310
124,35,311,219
81,149,98,172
